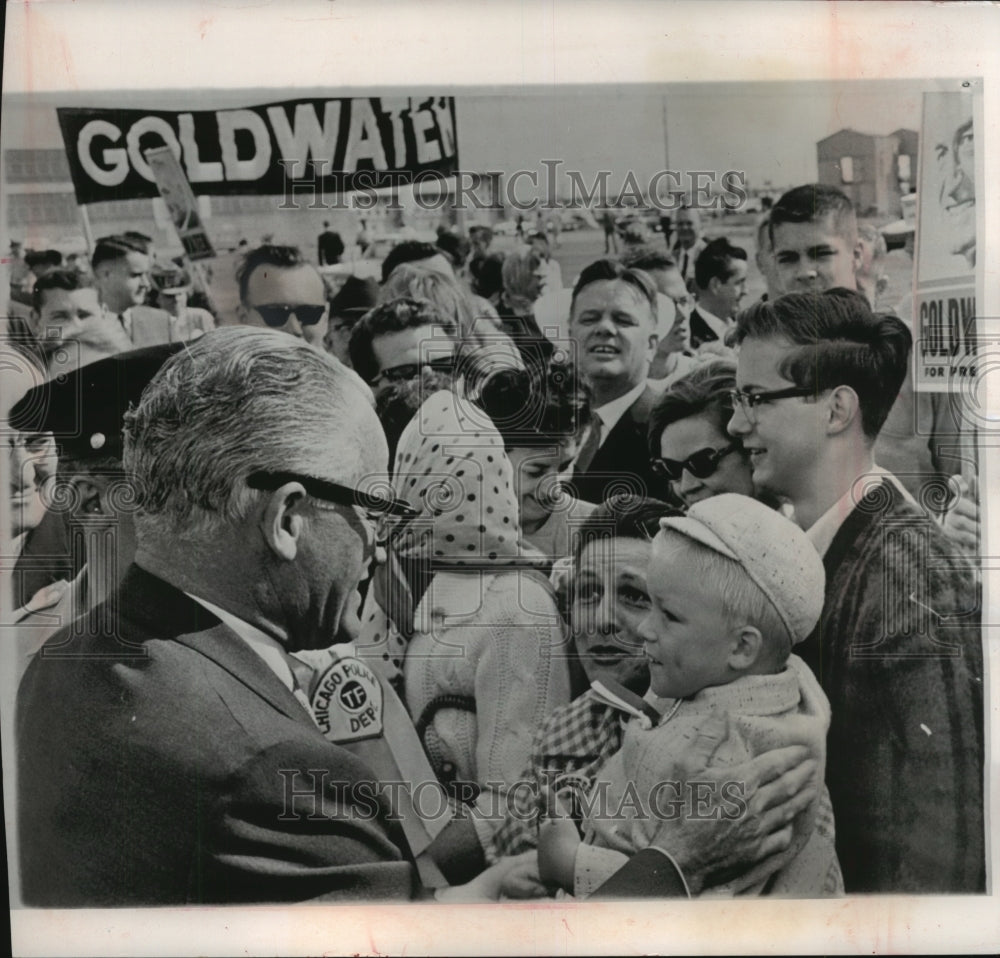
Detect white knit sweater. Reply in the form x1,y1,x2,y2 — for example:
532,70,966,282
403,568,571,848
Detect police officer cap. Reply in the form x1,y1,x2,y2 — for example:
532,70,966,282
9,342,185,462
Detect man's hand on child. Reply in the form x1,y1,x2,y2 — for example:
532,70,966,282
646,711,818,895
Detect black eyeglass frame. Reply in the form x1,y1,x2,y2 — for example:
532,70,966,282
728,385,818,420
246,471,418,519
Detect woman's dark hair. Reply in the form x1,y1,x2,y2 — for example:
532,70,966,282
647,359,737,459
571,494,679,565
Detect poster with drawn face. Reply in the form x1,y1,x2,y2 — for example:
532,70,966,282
917,90,977,280
913,87,982,392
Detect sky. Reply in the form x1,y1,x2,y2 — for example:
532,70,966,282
455,81,929,196
5,79,936,200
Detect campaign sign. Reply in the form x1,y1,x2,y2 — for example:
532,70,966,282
310,654,385,743
56,96,458,205
913,89,980,391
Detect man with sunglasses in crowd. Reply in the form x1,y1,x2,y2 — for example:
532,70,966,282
236,243,329,349
727,287,984,893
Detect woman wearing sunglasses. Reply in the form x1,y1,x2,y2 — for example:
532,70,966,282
648,359,756,509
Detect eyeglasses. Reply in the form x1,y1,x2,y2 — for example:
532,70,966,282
253,304,327,328
651,444,739,482
246,470,418,545
728,386,817,422
370,356,455,386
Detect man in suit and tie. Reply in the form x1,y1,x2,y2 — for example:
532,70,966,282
670,206,707,290
567,259,663,504
91,233,179,348
689,237,748,350
15,327,426,905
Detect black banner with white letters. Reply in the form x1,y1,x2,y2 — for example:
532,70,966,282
56,96,458,205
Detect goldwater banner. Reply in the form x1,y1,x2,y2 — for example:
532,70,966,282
56,96,458,205
913,89,979,392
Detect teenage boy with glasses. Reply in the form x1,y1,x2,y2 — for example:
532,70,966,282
728,287,984,893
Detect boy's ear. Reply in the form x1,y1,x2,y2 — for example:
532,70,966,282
852,239,863,276
826,385,861,436
728,624,763,672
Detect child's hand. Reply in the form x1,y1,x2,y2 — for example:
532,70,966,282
498,851,550,900
537,791,581,892
435,851,543,902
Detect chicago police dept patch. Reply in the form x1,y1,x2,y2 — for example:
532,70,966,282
310,655,384,742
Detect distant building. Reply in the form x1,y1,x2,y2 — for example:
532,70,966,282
816,128,918,217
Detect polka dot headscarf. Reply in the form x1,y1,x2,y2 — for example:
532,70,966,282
391,388,524,565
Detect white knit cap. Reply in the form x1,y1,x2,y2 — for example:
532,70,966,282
658,493,825,644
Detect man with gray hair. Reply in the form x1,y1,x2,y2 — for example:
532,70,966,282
16,326,423,905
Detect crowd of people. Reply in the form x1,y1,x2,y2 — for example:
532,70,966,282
4,180,985,906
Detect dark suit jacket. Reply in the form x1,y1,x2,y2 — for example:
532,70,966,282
688,307,728,351
569,386,666,505
799,481,984,892
16,565,416,906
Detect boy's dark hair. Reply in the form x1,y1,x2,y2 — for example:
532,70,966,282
348,297,456,384
620,246,677,273
768,183,857,245
476,361,591,449
693,238,748,291
571,258,658,322
235,244,308,304
647,359,737,458
380,241,442,284
733,287,912,439
571,494,679,565
32,267,94,313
